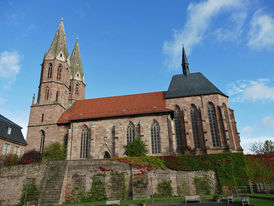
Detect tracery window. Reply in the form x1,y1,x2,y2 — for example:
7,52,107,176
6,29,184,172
127,122,135,144
57,64,62,80
40,130,45,153
80,126,89,158
208,102,220,147
151,120,161,154
174,106,183,151
190,105,200,148
45,87,50,100
48,63,52,79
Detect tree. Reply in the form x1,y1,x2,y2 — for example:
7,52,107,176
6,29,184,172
123,137,148,157
42,142,66,162
250,140,274,155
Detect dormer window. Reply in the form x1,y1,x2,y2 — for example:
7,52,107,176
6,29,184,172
7,127,11,135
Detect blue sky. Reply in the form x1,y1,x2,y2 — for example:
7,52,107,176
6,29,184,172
0,0,273,153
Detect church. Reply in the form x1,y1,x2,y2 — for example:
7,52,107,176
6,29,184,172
26,19,243,160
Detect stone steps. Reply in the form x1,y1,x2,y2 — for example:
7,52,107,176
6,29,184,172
38,161,67,204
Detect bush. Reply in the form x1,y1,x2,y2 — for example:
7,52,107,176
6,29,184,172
19,150,41,164
18,179,39,205
157,180,173,197
42,142,66,162
123,138,148,157
0,154,19,166
85,175,107,201
194,176,212,194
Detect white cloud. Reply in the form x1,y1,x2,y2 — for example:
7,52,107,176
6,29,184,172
227,78,274,102
215,11,247,42
241,126,253,135
0,97,7,105
0,51,21,78
262,116,274,128
240,136,274,154
248,10,274,49
163,0,244,70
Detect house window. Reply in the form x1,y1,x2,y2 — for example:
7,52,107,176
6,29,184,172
190,105,200,148
208,102,220,147
151,120,161,154
80,126,89,158
57,64,62,80
13,146,20,156
127,122,135,144
7,127,12,135
48,63,52,79
40,130,45,153
2,143,10,155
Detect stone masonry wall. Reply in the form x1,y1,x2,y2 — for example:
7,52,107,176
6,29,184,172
0,160,217,206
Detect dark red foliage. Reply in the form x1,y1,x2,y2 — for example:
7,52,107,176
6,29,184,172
98,166,114,172
18,150,41,164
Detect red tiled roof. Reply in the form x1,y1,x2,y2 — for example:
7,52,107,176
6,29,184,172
58,91,171,124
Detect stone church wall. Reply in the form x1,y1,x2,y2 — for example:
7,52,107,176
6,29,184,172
0,160,217,205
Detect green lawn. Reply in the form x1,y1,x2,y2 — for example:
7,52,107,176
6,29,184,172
250,198,274,206
249,193,274,198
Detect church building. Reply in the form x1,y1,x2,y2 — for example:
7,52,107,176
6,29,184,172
26,19,243,160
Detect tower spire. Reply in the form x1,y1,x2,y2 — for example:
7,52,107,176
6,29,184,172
70,36,84,82
182,45,190,76
45,18,69,61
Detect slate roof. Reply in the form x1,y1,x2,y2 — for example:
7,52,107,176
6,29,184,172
164,72,227,99
0,114,27,145
58,91,172,124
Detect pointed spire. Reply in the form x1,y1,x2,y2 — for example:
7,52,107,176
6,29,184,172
181,45,190,76
45,18,69,61
70,36,84,82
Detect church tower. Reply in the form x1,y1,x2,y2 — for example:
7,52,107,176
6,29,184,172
26,19,71,152
69,36,85,104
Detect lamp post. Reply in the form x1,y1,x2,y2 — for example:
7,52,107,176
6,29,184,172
24,178,33,206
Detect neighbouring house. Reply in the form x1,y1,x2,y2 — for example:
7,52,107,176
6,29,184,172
0,114,27,156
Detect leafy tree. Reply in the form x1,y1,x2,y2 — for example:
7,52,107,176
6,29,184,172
42,142,66,162
250,140,274,155
123,137,148,157
19,150,41,164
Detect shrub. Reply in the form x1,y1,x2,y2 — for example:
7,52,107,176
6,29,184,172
85,175,107,201
19,150,41,164
110,172,126,199
18,179,39,205
123,138,148,157
194,176,212,195
42,142,66,162
0,154,19,166
157,180,173,197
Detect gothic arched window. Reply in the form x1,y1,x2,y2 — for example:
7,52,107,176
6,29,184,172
208,102,220,147
127,122,135,144
40,130,45,153
80,126,89,158
151,120,161,154
48,63,52,79
190,105,200,148
174,106,183,151
56,91,59,102
57,64,62,80
45,87,50,100
75,84,79,95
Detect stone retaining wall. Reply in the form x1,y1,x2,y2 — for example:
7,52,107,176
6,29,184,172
0,160,217,205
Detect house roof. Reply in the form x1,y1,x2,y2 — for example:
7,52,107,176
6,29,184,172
58,91,172,124
0,114,27,145
164,72,227,99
